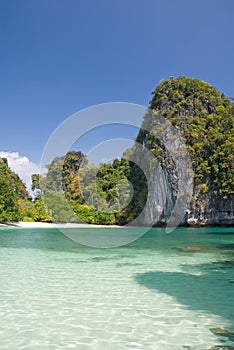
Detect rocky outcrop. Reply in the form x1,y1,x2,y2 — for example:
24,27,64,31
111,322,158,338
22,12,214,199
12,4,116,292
133,77,234,227
136,160,234,227
176,246,201,252
187,195,234,226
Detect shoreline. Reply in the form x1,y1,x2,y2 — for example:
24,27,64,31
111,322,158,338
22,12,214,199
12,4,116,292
0,222,233,229
0,222,121,229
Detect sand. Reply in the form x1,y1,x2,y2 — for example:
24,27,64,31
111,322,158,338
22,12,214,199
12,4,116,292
0,222,120,229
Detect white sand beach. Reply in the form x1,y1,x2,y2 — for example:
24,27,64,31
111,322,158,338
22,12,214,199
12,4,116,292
0,222,120,229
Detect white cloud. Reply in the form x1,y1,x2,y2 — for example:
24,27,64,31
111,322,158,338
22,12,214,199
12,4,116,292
0,151,40,192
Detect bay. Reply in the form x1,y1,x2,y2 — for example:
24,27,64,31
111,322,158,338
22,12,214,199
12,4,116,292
0,227,233,349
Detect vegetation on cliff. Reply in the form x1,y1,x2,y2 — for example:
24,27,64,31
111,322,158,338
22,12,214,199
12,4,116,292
0,77,233,224
148,76,234,200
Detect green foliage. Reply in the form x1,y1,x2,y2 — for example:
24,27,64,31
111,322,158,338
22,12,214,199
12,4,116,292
43,156,64,192
2,77,232,225
0,158,28,222
18,199,35,221
117,159,148,224
71,203,116,225
200,183,209,194
42,151,87,196
36,151,147,225
96,159,131,208
31,173,41,191
31,195,52,222
78,158,147,224
43,192,78,222
148,76,234,199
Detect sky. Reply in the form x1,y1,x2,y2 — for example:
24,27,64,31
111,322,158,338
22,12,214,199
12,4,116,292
0,0,233,189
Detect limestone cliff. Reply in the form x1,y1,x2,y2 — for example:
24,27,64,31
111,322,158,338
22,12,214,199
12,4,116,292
134,77,234,226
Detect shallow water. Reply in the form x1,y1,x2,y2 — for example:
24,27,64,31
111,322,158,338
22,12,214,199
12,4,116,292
0,227,233,349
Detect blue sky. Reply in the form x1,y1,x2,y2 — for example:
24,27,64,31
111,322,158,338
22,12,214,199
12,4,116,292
0,0,233,175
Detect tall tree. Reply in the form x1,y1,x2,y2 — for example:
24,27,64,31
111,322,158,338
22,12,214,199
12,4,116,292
0,158,28,222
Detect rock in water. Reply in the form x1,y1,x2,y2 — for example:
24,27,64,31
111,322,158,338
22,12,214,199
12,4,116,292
176,246,201,252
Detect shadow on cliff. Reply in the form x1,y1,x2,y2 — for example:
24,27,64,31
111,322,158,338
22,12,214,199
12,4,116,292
135,260,234,326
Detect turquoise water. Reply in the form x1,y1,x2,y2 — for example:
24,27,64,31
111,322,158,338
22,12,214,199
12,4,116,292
0,227,233,349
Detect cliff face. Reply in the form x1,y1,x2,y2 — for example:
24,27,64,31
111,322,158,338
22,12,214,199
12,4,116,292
140,166,234,227
187,192,234,226
135,77,234,226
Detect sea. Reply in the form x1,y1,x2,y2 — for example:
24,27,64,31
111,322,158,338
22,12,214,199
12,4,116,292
0,226,233,349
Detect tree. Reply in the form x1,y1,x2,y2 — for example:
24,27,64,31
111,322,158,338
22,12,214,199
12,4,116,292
32,195,52,222
0,158,26,222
